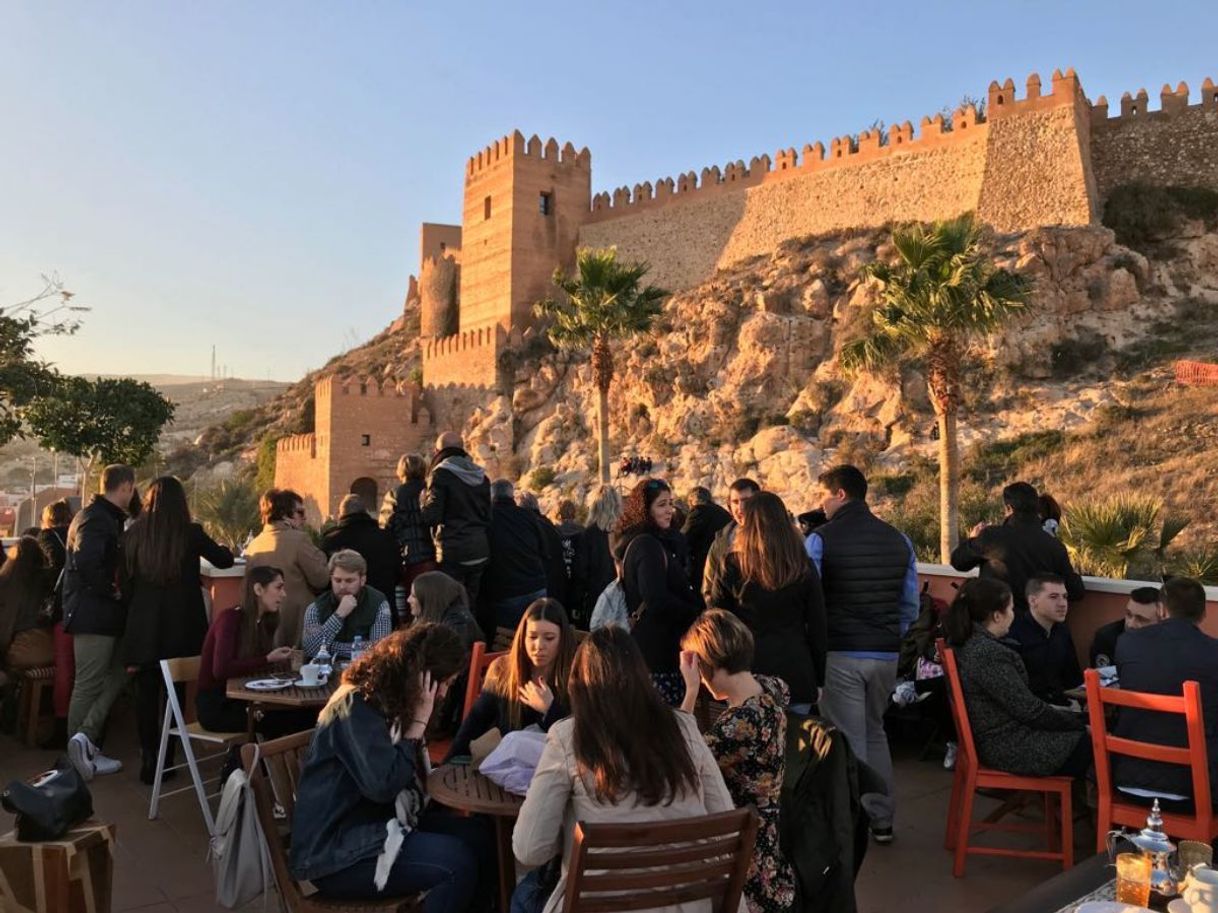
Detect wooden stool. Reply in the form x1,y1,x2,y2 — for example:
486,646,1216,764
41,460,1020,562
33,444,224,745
0,821,116,913
14,666,55,747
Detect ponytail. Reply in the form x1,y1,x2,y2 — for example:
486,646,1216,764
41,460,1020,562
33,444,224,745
944,578,1013,646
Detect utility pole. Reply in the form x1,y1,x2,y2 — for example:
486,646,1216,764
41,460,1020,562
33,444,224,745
211,345,217,381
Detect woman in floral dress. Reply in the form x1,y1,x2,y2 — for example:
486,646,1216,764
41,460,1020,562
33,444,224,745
680,609,796,913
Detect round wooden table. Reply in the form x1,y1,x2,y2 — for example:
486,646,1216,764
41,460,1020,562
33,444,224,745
427,761,525,913
226,674,335,739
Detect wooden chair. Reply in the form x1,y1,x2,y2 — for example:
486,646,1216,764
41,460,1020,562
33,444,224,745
461,641,507,720
241,733,422,912
13,665,55,747
148,656,246,835
938,639,1073,877
561,807,758,913
1085,667,1218,849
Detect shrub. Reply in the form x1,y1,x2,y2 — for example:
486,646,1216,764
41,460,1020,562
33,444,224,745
1169,549,1218,586
1050,334,1109,379
528,466,557,490
1102,183,1218,249
1060,495,1188,580
194,479,261,551
966,431,1065,486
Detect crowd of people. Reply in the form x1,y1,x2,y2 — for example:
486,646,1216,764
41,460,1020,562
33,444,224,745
3,430,1217,913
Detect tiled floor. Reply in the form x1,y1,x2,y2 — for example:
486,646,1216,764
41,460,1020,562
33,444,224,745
0,699,1096,912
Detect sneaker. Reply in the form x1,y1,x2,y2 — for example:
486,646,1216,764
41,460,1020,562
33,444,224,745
944,741,958,771
870,825,895,845
68,733,96,782
92,751,123,776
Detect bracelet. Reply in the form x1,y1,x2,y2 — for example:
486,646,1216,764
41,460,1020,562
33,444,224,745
412,719,429,726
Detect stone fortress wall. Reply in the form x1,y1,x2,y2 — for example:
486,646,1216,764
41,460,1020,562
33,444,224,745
1089,79,1218,200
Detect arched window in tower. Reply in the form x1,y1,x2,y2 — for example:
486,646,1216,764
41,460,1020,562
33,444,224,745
539,191,552,215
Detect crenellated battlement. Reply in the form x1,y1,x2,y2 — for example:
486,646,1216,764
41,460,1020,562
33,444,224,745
584,70,1092,224
276,433,316,456
1090,77,1218,126
334,376,409,397
422,325,503,360
466,129,591,181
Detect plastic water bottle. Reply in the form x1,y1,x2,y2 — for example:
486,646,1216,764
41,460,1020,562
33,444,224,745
315,641,332,680
349,635,365,668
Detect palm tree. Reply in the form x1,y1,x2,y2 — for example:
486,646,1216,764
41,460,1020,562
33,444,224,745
841,214,1032,561
194,478,261,550
535,247,668,483
1060,495,1187,580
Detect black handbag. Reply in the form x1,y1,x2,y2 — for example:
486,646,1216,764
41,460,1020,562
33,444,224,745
1,757,94,841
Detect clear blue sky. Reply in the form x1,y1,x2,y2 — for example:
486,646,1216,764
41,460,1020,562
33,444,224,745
3,1,1215,381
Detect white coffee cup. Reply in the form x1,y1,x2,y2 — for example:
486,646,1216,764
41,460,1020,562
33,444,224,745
1184,863,1218,913
300,663,321,687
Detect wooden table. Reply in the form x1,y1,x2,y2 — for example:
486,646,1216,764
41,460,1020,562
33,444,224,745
226,674,336,739
427,761,525,913
985,852,1109,913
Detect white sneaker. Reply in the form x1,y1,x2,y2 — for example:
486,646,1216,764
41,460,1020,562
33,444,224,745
92,752,123,776
68,733,96,782
944,741,958,771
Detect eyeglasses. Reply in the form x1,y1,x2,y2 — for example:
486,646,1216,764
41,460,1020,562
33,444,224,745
292,508,306,517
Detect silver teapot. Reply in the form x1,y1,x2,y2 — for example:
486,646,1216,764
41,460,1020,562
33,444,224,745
1107,799,1180,900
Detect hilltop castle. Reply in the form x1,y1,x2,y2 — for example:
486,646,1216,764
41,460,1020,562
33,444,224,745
278,68,1218,520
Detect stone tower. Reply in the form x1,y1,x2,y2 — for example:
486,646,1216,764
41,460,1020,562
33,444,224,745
459,130,591,335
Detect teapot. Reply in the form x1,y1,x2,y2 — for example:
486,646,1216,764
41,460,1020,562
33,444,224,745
1107,799,1180,901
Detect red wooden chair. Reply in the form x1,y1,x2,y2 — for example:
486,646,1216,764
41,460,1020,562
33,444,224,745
937,639,1074,877
462,640,507,720
1085,667,1217,850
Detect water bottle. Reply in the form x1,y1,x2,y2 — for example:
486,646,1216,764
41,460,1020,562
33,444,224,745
349,635,365,669
315,641,332,680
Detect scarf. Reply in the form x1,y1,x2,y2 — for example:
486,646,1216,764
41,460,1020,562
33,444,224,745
313,587,380,643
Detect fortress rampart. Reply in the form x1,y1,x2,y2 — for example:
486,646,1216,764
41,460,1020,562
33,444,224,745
1090,78,1218,201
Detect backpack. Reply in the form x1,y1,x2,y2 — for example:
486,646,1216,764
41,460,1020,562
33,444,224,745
210,749,273,909
589,580,630,631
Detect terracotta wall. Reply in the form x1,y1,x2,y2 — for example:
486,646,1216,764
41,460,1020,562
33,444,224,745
918,564,1218,670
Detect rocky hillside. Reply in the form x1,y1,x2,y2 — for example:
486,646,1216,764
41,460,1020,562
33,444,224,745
461,214,1218,555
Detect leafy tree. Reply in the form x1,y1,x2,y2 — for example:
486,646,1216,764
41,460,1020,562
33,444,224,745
0,274,87,446
841,214,1032,560
194,478,261,550
26,375,175,494
535,247,668,484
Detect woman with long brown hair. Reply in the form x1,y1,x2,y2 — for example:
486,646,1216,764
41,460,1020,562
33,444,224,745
408,570,483,648
0,537,53,672
445,597,575,760
121,475,234,783
707,491,827,714
511,625,734,913
195,565,304,736
290,624,495,912
615,478,701,705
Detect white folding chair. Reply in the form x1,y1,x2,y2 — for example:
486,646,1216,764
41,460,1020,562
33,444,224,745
147,656,246,835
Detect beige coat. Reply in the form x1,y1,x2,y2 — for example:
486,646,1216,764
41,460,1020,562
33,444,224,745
512,711,741,913
244,522,330,647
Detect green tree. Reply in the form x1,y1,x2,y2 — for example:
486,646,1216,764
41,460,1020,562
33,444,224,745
0,274,87,446
534,247,668,484
1060,495,1187,580
26,375,175,495
841,214,1032,561
194,478,261,550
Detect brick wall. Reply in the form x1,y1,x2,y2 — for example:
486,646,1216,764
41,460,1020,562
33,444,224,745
422,326,503,389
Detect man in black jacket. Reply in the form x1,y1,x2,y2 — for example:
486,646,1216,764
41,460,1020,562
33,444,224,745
379,452,436,589
682,486,732,602
1090,586,1164,668
517,490,568,609
421,432,492,606
322,495,403,626
63,464,135,781
483,480,548,630
805,465,919,844
1114,577,1218,803
950,481,1085,612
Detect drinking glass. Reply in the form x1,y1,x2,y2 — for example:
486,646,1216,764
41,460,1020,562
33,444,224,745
1114,852,1152,907
289,649,305,673
1181,839,1215,872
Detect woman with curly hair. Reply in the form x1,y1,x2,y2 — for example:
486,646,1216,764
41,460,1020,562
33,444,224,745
445,597,576,760
614,478,701,705
290,623,496,912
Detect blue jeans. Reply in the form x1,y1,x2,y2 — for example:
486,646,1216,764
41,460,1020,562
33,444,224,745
510,865,553,913
314,809,496,913
493,588,546,631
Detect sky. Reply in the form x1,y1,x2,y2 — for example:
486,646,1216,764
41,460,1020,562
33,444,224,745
3,1,1216,382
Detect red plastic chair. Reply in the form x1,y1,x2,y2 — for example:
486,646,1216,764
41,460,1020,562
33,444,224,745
937,638,1074,877
1085,667,1217,850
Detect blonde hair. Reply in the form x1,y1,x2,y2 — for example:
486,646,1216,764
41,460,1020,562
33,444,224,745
327,549,367,575
397,453,427,482
586,485,623,532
